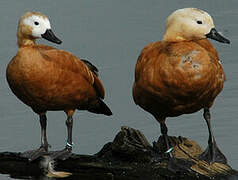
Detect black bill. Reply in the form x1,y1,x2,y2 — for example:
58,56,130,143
206,28,230,44
41,29,62,44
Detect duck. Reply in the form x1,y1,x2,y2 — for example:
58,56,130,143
6,11,112,161
132,8,230,164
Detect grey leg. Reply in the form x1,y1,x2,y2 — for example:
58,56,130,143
50,114,74,160
199,108,227,164
40,114,50,150
65,115,73,150
21,113,50,161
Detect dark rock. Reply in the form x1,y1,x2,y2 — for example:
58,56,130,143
0,126,237,180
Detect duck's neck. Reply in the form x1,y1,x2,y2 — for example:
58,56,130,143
17,31,36,47
163,29,186,42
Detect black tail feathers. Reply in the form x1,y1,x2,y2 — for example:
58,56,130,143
88,99,112,116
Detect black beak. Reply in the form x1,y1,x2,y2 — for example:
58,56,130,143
206,28,230,44
41,29,62,44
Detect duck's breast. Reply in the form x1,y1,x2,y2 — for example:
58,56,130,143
133,40,225,117
7,46,97,111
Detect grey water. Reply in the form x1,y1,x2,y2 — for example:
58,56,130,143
0,0,237,179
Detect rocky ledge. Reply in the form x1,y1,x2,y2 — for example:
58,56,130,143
0,126,237,180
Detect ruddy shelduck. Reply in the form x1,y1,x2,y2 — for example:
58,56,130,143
133,8,230,163
7,12,112,161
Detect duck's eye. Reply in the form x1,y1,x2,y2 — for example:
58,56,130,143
34,21,39,25
197,20,202,24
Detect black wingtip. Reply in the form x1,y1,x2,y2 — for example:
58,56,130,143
88,99,112,116
81,59,99,76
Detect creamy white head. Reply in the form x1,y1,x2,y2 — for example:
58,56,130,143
23,15,51,38
17,11,62,47
163,8,230,44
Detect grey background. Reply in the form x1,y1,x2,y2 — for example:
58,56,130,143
0,0,237,179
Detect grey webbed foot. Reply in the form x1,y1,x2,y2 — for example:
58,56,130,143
199,142,227,164
49,146,72,160
21,146,49,161
201,108,227,164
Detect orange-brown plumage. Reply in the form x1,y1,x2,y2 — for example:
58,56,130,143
7,45,105,113
6,11,112,161
132,8,230,163
133,39,225,117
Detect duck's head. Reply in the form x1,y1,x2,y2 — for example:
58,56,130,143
163,8,230,44
17,11,62,46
